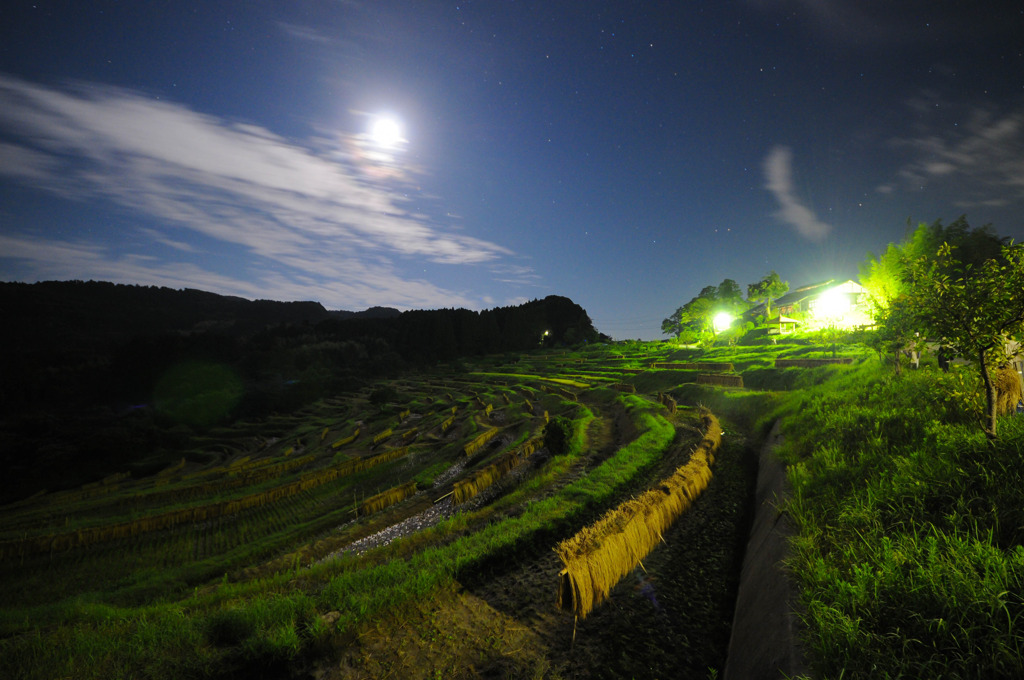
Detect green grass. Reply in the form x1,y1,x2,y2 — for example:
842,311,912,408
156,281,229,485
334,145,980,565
0,389,681,678
775,360,1024,679
12,338,1015,678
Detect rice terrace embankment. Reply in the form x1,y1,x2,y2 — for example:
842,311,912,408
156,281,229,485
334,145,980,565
3,338,1023,679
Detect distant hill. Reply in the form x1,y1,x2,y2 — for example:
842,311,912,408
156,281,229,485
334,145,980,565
0,280,601,502
0,280,601,420
329,306,402,320
0,280,332,343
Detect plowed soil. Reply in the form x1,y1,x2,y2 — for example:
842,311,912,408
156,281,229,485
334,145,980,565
307,405,758,680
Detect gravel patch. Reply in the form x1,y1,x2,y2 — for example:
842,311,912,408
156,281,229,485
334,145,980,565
318,445,549,562
319,495,457,561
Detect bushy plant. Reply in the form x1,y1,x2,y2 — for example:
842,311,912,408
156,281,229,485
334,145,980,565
543,416,572,456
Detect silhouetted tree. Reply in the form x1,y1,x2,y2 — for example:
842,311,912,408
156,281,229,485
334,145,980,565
746,271,789,319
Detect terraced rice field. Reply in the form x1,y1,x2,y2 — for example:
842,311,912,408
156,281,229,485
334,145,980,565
0,344,764,679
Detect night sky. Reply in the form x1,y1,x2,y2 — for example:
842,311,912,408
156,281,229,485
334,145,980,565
2,2,1023,339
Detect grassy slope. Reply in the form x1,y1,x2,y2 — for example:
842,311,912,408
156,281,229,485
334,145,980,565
774,360,1024,679
9,336,1017,679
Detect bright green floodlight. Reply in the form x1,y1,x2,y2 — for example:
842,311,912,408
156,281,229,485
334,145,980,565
713,312,733,333
816,288,850,319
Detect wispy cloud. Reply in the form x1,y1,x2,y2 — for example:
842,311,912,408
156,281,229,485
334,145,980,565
763,145,832,241
878,104,1024,209
0,73,515,309
489,263,540,286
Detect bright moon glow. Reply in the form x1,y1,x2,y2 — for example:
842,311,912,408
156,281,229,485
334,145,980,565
370,117,403,147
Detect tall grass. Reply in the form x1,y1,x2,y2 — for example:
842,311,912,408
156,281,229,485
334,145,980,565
777,361,1024,678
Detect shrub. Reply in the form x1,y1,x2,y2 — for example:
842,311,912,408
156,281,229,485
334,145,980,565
543,416,572,456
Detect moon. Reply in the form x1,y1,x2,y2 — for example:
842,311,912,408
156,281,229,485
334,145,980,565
370,116,403,148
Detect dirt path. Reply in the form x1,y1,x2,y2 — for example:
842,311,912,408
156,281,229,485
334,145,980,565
305,403,758,680
462,426,757,679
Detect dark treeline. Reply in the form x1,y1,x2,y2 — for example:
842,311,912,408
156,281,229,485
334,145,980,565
0,281,600,501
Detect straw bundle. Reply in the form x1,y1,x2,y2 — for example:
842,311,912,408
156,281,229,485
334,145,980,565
995,363,1024,415
358,481,417,516
555,411,722,619
331,429,360,449
373,428,393,445
463,427,500,458
0,447,411,559
452,436,544,504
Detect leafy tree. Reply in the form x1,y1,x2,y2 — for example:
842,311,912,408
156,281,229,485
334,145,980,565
715,278,747,315
746,271,789,319
904,236,1024,438
663,278,749,342
860,216,1007,313
661,307,684,339
697,284,718,300
662,288,716,340
716,279,741,303
867,296,921,375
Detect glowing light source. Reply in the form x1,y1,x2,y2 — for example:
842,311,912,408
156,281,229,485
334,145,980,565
713,312,733,333
815,288,850,320
370,116,403,148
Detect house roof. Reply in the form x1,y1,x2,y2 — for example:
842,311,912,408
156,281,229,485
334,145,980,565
771,279,835,310
745,278,864,318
